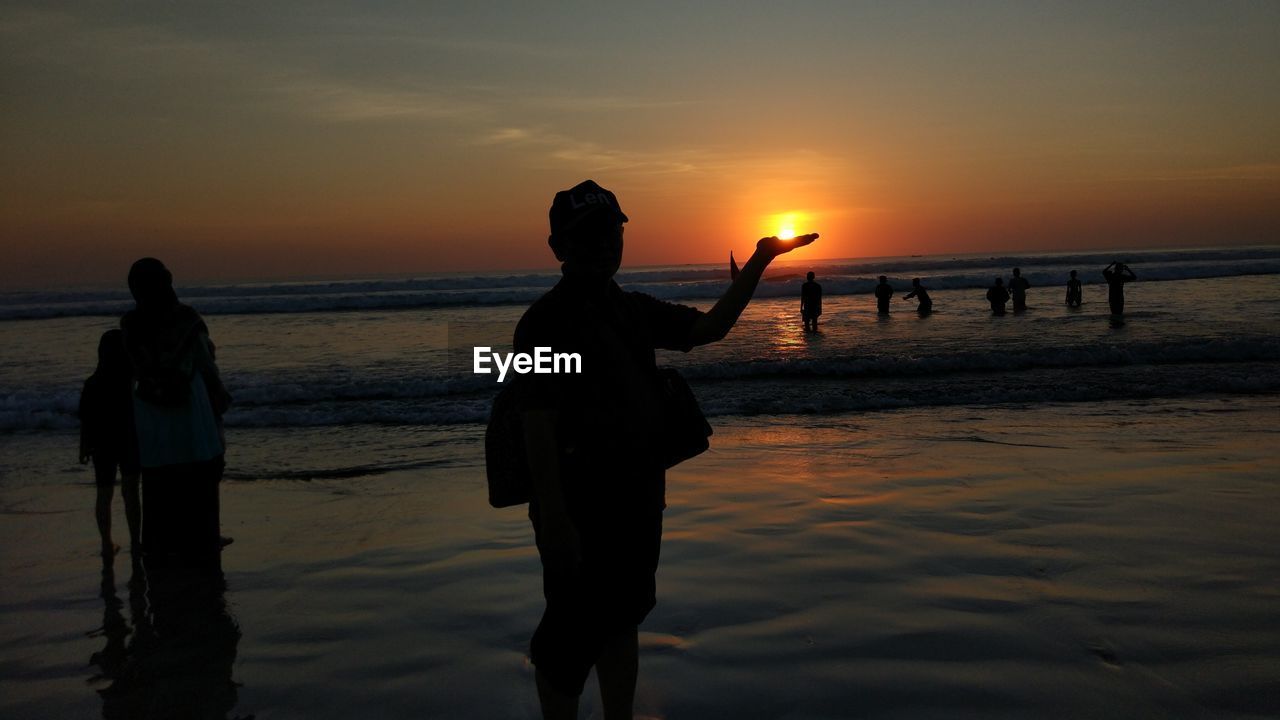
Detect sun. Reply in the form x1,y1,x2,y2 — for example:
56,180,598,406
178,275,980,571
773,212,804,239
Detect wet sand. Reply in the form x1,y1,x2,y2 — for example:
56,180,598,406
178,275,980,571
2,395,1279,718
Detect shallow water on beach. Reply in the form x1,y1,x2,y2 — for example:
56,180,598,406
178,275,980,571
2,395,1278,718
3,266,1279,434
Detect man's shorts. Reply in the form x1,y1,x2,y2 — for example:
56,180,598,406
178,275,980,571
528,490,663,696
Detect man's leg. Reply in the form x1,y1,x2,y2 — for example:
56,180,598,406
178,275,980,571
595,625,638,720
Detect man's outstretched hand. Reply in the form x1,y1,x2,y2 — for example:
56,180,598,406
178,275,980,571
757,233,819,259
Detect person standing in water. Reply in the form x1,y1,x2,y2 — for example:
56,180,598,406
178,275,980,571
874,275,894,315
1065,270,1083,307
515,180,816,720
987,277,1010,316
79,329,142,556
121,258,231,565
801,271,823,331
903,277,933,315
1102,261,1136,315
1009,267,1031,312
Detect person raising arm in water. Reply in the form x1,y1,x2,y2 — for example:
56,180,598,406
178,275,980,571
1102,261,1136,315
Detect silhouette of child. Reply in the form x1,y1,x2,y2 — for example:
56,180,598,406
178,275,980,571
79,329,141,555
987,277,1010,315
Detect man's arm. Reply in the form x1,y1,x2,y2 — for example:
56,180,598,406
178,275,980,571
522,408,580,570
688,234,818,346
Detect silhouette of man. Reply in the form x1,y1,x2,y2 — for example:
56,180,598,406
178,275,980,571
1065,270,1083,307
987,277,1010,315
1009,267,1031,312
875,275,894,315
903,277,933,314
1102,261,1136,315
801,271,822,331
516,180,817,719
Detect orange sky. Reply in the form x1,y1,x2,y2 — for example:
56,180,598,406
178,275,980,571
2,2,1278,289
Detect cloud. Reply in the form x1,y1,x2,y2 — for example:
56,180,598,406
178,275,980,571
474,125,702,174
277,81,479,122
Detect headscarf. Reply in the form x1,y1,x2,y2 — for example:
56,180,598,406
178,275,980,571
120,258,209,406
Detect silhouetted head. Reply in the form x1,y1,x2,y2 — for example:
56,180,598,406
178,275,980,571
912,277,921,287
995,277,1004,286
1070,270,1078,278
127,258,178,313
547,180,628,280
807,271,815,281
878,275,887,283
96,329,131,377
1013,267,1021,276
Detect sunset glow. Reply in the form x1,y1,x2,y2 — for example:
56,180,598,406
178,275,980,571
1,3,1278,289
774,212,804,240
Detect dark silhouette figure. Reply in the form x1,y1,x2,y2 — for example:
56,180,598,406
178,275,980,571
1009,267,1031,312
121,258,231,566
729,251,740,281
1066,270,1083,307
80,329,142,556
516,180,817,719
903,277,933,315
1102,261,1136,315
874,275,894,315
801,271,823,331
987,277,1010,315
96,558,242,719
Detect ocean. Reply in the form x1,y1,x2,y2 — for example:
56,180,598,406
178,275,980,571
3,245,1278,447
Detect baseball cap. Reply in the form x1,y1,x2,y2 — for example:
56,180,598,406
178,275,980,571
549,180,629,236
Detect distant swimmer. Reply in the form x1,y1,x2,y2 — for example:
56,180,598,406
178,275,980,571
987,277,1010,316
903,277,933,314
730,251,740,281
1065,270,1082,307
1102,261,1136,315
874,275,894,315
1009,267,1031,312
801,271,823,331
